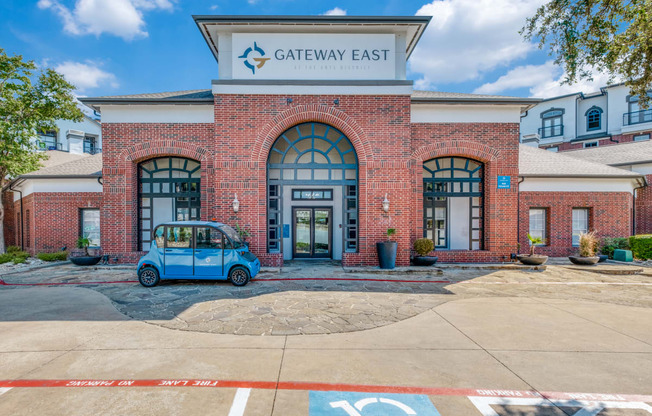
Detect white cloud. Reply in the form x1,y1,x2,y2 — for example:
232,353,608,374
37,0,174,40
473,61,559,95
55,61,119,93
323,7,347,16
473,60,617,98
410,0,546,88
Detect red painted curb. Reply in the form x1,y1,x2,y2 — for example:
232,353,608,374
256,277,449,283
0,379,650,403
0,280,138,286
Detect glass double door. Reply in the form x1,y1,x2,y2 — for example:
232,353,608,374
293,207,332,258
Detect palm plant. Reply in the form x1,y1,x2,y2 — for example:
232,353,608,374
527,233,543,256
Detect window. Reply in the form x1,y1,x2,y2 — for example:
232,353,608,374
80,209,100,247
139,157,200,250
634,134,650,142
83,136,98,154
196,227,223,249
528,209,547,245
546,146,559,152
572,208,589,246
37,131,57,150
583,142,598,148
166,227,192,248
423,157,483,250
292,189,333,200
625,95,652,125
540,109,564,138
586,107,602,131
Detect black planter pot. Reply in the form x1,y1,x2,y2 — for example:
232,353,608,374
413,256,439,266
568,256,600,266
70,256,102,266
516,254,548,266
598,254,608,263
376,241,398,269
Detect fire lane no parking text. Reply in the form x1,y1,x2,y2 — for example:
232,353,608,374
1,379,651,415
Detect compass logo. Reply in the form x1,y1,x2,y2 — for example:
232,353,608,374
238,42,270,75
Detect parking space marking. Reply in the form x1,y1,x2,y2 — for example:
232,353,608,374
309,391,440,415
0,388,11,396
469,396,652,416
228,388,251,416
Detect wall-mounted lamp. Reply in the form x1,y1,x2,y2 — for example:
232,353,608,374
232,193,240,213
382,193,390,213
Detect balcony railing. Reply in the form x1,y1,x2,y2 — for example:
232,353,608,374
538,125,564,138
84,147,102,155
623,109,652,126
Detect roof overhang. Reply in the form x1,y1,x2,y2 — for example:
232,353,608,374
79,97,213,112
193,15,431,64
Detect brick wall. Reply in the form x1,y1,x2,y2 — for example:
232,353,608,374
411,123,521,262
2,190,16,249
11,192,102,255
519,191,633,257
636,174,652,235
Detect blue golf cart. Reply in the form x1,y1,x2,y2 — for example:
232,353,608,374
136,221,260,287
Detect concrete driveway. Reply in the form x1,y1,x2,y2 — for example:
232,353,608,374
0,264,651,415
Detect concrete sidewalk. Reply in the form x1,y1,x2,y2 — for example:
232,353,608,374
0,283,651,415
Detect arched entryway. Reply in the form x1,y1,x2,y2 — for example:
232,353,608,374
423,156,484,250
267,122,358,260
139,157,201,250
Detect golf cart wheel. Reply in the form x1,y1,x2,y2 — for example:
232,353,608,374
229,266,250,287
138,266,160,287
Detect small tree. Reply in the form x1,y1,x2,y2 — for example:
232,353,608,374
414,238,434,257
527,233,543,256
76,236,90,257
235,223,251,242
386,228,396,241
0,48,83,253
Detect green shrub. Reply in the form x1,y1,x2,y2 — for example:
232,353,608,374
12,255,27,264
601,237,630,259
37,252,68,262
413,238,434,256
0,253,12,264
6,245,22,254
629,235,652,260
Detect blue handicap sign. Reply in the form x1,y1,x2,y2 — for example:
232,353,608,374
309,391,441,416
497,176,511,189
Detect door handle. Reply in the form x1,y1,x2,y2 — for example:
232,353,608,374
195,249,202,252
165,249,173,252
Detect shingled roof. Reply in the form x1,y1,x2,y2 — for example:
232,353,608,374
519,145,643,178
562,140,652,166
20,151,102,178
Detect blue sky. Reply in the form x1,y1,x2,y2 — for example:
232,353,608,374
0,0,611,100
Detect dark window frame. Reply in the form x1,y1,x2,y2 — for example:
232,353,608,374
79,208,101,248
540,108,565,138
585,106,602,131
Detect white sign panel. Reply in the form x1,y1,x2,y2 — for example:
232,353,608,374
231,33,396,80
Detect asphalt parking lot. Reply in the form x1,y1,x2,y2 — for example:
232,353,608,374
0,262,651,415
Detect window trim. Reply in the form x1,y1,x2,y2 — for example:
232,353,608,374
571,208,590,247
583,141,599,148
540,107,565,138
634,134,650,142
79,208,101,248
585,106,603,131
528,208,548,246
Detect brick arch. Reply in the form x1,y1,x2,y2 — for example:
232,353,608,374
118,140,210,165
254,105,371,164
411,140,501,165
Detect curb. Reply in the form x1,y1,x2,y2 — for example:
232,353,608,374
0,261,71,278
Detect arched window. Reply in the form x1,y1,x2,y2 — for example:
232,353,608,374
540,108,564,138
139,157,200,250
423,157,483,250
586,107,602,131
267,122,358,256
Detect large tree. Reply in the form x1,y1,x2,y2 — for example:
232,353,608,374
0,48,83,253
522,0,652,106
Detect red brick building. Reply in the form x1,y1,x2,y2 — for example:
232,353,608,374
2,16,647,265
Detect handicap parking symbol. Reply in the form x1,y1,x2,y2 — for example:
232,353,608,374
309,391,441,416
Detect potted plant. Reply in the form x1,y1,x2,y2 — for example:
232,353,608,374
69,236,102,266
516,234,549,265
412,238,438,266
376,228,397,269
235,223,251,247
569,231,600,265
